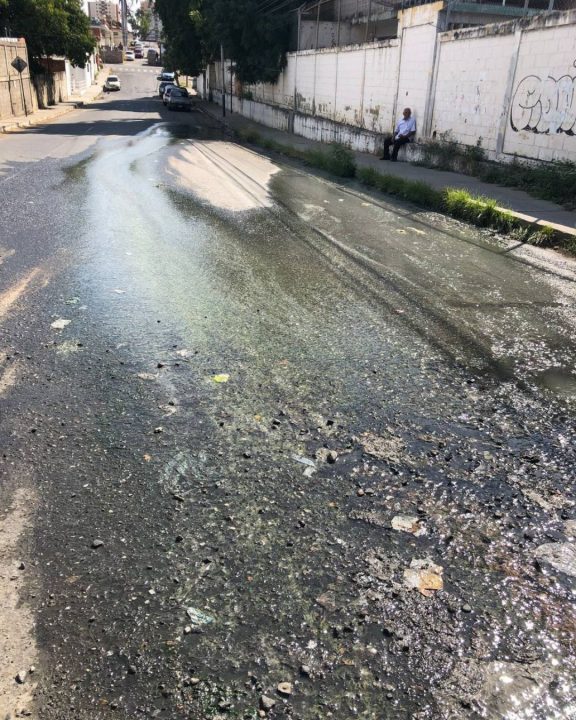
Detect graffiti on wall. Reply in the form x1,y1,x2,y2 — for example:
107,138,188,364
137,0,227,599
510,63,576,135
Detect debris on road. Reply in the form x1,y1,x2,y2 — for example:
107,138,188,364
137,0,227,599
260,695,276,710
391,515,426,536
50,319,71,330
403,558,444,596
360,431,405,463
185,607,214,627
534,542,576,577
212,374,230,383
137,372,158,381
292,455,315,467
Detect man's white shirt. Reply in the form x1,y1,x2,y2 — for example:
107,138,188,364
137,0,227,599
395,116,416,140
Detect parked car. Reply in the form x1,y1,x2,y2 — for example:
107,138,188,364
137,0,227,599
158,70,175,82
125,50,135,61
104,75,121,92
158,81,175,98
162,85,178,105
166,88,192,111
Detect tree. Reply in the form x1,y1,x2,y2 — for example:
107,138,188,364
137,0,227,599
0,0,95,69
155,0,301,84
204,0,297,84
131,8,152,41
154,0,205,76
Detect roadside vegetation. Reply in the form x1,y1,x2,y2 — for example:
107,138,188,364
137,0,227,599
155,0,303,83
418,135,576,211
0,0,95,70
237,128,574,254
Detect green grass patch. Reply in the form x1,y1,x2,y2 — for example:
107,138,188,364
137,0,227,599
237,128,571,251
419,137,576,211
356,167,442,209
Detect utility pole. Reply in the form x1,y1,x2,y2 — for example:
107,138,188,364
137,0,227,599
121,0,129,48
220,43,226,117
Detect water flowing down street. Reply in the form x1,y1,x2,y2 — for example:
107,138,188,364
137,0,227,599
1,63,576,719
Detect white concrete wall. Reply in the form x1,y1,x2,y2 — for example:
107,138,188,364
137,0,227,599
210,6,576,163
503,20,576,160
432,10,576,162
396,1,444,130
245,41,399,131
66,62,93,96
432,33,517,151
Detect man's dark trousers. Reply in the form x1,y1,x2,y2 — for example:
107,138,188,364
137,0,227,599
382,135,410,161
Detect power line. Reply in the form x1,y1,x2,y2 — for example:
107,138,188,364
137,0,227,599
255,0,303,14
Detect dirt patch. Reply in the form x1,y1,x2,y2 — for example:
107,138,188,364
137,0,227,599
0,488,38,718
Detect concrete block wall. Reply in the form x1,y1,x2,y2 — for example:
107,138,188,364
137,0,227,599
432,10,576,162
208,6,576,163
503,20,576,160
241,40,400,132
431,33,516,151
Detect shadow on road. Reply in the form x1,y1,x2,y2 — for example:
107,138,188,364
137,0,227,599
17,117,161,137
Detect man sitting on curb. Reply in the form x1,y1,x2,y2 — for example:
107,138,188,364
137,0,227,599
381,108,416,161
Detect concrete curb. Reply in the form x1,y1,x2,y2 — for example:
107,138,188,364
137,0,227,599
494,207,576,241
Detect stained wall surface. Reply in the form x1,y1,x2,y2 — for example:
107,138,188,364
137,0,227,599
0,39,37,120
210,7,576,162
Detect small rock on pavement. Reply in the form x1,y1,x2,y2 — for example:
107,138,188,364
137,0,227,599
260,695,276,711
326,451,338,464
91,539,104,549
15,670,27,684
300,665,311,676
277,682,292,696
534,542,576,577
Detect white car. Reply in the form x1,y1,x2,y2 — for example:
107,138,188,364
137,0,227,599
125,50,135,61
104,75,121,91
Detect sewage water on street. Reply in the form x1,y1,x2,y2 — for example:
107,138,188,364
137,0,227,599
2,120,576,719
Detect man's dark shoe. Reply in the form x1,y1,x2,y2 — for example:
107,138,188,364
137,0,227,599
381,155,390,160
391,157,397,162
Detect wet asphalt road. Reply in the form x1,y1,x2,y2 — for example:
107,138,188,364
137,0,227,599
1,62,576,719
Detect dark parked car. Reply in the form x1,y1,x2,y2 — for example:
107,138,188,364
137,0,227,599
166,88,192,111
158,81,175,98
162,85,177,105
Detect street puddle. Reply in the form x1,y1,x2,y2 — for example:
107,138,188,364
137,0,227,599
537,368,576,398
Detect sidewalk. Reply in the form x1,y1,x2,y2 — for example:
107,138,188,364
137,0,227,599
200,101,576,238
0,69,107,135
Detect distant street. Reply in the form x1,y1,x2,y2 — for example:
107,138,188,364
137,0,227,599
1,60,576,719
